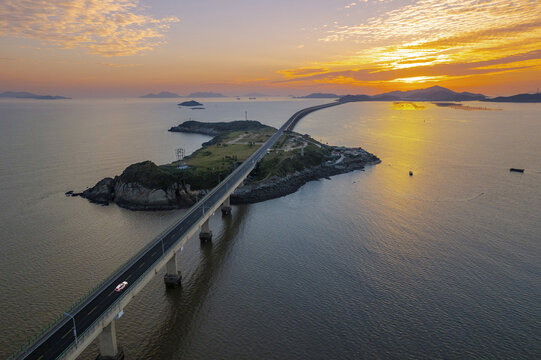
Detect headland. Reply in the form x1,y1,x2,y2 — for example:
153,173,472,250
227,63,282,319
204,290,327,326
73,120,379,210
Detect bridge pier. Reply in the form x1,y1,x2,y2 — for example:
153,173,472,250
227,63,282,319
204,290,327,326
199,218,213,242
97,320,124,360
163,252,182,287
221,196,232,215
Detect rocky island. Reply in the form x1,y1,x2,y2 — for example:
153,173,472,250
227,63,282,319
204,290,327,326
178,100,203,107
74,120,379,210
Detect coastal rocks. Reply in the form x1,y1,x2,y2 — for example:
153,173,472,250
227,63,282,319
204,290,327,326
79,178,200,210
81,177,115,204
169,123,221,136
232,150,380,204
113,181,196,210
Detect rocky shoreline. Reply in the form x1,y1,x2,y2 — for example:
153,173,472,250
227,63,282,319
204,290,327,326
232,147,379,204
75,176,199,211
71,146,379,211
70,119,380,210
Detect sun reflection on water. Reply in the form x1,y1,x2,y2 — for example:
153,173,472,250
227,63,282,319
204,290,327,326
392,102,426,111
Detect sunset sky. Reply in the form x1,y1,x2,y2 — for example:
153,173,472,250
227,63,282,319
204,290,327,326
1,0,540,97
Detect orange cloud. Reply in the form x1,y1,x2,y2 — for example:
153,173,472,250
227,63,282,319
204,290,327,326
277,68,329,78
0,0,179,56
276,49,541,88
282,0,541,90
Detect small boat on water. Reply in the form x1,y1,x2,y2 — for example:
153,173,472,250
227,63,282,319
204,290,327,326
509,168,524,173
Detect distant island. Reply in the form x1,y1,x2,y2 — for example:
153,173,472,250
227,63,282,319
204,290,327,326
187,92,226,98
140,91,181,98
140,91,229,98
338,86,541,103
482,93,541,103
178,100,203,107
0,91,70,100
296,93,340,99
339,86,485,102
73,120,379,210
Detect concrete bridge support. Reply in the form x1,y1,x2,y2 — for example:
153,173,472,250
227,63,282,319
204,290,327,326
199,218,213,242
97,320,124,360
221,196,232,215
163,252,182,287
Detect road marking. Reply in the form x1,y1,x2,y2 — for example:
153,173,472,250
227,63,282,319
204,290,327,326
37,356,43,360
138,262,145,268
151,251,157,257
87,305,97,315
126,274,132,280
61,330,71,339
108,291,115,297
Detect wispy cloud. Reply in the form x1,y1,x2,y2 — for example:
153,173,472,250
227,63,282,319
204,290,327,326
281,0,541,88
98,62,140,68
277,68,329,77
0,0,179,56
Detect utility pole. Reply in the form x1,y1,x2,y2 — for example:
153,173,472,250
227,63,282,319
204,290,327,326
245,111,247,121
64,313,78,345
176,148,185,168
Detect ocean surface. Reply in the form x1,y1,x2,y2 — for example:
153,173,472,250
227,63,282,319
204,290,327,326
0,98,539,359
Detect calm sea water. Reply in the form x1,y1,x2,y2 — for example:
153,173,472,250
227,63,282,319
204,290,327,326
0,99,539,359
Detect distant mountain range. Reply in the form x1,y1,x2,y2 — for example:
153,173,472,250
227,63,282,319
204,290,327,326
140,91,226,98
140,91,181,98
481,93,541,103
187,92,226,98
340,86,486,102
0,91,70,100
296,93,340,99
339,86,541,103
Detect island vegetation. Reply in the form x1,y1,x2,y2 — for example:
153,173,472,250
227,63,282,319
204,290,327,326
75,120,379,210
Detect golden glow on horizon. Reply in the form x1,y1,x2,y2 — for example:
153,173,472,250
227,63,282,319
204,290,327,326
280,0,541,93
0,0,539,95
389,76,449,84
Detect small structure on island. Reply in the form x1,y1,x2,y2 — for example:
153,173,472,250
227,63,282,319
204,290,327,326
409,171,413,176
176,148,189,169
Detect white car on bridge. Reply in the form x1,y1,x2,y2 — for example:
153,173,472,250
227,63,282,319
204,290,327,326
114,281,128,292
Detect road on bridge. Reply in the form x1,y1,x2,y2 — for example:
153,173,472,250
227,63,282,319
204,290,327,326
18,101,341,360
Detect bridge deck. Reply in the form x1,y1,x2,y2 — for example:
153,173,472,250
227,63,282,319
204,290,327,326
14,101,340,360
